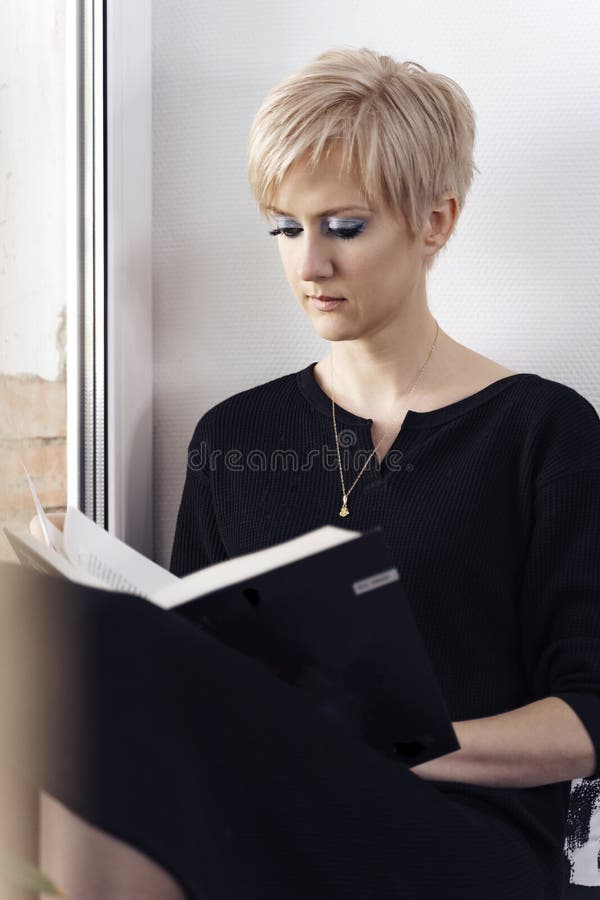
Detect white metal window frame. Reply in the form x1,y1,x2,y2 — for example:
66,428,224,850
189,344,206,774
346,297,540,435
66,0,152,556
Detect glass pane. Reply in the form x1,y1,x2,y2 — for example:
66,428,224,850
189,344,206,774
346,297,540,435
0,5,68,560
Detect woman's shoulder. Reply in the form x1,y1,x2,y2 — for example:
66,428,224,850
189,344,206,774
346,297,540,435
510,368,598,420
501,369,600,487
186,366,304,446
461,348,597,416
209,367,302,417
457,349,600,476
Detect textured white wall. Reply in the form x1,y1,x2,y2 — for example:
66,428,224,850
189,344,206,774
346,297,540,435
152,0,600,571
0,1,66,380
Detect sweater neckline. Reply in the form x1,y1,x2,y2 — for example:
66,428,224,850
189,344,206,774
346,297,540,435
297,361,535,429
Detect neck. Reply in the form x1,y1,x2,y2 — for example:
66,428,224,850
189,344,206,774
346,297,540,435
328,309,446,413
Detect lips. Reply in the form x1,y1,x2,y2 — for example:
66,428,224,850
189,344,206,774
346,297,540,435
309,295,347,301
309,295,348,311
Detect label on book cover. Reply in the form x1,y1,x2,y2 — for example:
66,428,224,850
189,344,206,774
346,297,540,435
352,567,400,595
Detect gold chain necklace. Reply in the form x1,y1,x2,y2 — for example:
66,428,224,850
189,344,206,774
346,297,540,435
331,318,440,518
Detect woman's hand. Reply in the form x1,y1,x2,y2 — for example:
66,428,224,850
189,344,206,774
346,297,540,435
47,513,66,531
30,512,65,543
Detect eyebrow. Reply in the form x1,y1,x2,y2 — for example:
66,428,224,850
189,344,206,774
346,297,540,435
267,205,373,217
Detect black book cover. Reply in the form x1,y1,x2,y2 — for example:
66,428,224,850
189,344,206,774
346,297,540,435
174,526,459,767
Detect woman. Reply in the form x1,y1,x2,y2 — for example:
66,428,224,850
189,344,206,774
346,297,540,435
170,48,600,898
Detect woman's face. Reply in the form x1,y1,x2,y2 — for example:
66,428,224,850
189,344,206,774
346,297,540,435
267,145,429,342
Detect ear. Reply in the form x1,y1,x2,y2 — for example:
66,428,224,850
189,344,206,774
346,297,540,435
422,194,459,257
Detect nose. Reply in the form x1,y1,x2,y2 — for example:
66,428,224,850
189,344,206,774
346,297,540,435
295,232,335,282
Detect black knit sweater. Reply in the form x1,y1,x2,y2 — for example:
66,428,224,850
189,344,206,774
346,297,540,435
170,362,600,896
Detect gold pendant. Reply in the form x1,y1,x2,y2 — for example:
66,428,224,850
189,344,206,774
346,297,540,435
339,495,349,517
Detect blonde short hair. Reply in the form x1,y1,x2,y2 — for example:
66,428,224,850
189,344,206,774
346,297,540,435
247,46,478,261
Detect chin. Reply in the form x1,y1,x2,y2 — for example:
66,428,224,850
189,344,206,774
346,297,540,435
312,322,355,341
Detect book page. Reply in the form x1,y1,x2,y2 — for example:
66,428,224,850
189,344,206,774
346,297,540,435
29,514,67,559
4,527,106,589
20,461,61,552
153,525,362,610
63,506,179,600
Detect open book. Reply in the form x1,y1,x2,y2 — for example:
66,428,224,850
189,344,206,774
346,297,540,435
4,477,459,766
4,506,362,611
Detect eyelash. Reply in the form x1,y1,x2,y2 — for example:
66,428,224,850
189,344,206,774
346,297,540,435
268,224,365,241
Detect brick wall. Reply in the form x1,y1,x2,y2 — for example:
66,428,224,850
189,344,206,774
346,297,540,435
0,373,67,562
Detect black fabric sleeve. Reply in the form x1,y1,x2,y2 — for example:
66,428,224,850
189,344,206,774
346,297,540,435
169,418,229,577
519,386,600,779
519,468,600,780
